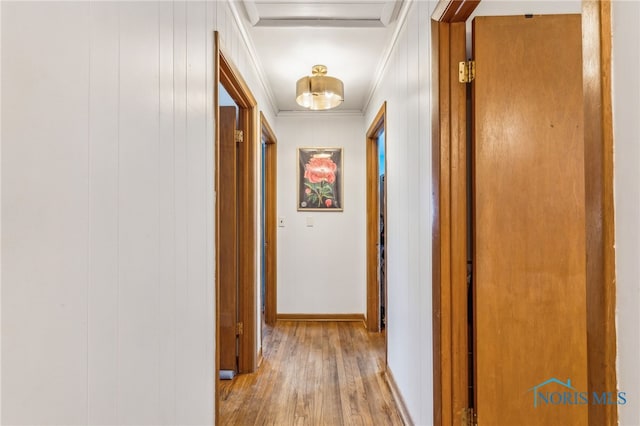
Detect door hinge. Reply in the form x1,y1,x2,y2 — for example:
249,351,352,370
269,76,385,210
236,322,244,335
234,130,244,143
462,407,477,426
459,60,476,83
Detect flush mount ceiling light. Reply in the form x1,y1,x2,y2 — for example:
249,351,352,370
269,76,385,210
296,65,344,111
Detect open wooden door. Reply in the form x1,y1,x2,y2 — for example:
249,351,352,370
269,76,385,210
219,105,239,373
472,14,588,425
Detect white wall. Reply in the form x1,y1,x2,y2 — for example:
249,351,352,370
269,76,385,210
0,1,274,424
612,2,640,425
363,1,434,424
276,113,366,315
0,1,3,421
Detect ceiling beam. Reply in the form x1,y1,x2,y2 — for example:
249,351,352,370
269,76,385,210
242,1,260,26
381,0,404,26
254,18,385,28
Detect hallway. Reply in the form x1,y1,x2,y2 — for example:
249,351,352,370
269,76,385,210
219,321,403,425
2,1,639,425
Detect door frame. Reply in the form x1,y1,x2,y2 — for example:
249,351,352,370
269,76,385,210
430,10,469,425
214,31,258,422
366,102,387,334
430,1,616,425
261,112,278,325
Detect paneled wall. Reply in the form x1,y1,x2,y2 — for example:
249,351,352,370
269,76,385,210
0,1,274,424
276,113,366,315
612,2,640,424
363,2,434,424
3,1,639,425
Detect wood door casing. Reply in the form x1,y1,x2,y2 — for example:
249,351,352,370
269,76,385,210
366,102,386,333
219,48,258,376
261,112,277,325
219,105,238,372
431,19,472,425
473,15,588,426
582,3,617,425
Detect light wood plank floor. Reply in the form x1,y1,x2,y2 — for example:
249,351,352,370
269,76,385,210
219,321,404,426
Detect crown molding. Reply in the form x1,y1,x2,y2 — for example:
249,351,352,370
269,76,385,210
362,0,413,114
226,0,280,117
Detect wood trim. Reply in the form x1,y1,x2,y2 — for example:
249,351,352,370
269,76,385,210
452,0,480,22
431,6,482,426
431,0,480,425
432,0,480,23
430,20,442,426
276,313,365,322
219,53,257,107
432,3,479,425
257,347,264,368
216,40,258,378
214,31,221,426
366,134,378,331
366,101,387,144
431,19,470,426
582,2,617,425
261,112,278,326
384,368,415,426
432,20,452,426
366,102,387,333
261,111,276,142
449,21,469,424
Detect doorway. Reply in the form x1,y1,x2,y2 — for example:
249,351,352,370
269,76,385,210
218,87,241,379
260,112,277,327
431,2,616,425
366,102,387,334
214,32,259,422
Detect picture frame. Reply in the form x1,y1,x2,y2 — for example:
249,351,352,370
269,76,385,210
297,147,343,211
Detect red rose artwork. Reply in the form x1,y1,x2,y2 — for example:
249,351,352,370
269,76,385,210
298,148,342,210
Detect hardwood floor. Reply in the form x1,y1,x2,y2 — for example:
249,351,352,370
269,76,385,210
219,321,404,426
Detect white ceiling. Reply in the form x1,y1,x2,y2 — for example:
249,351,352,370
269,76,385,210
232,1,584,114
234,0,407,113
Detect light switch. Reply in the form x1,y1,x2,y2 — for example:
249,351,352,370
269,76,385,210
306,216,314,227
278,217,285,227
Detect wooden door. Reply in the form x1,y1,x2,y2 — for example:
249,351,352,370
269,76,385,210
219,106,238,372
472,15,588,425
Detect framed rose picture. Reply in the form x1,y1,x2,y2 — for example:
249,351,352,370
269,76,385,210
298,147,343,211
